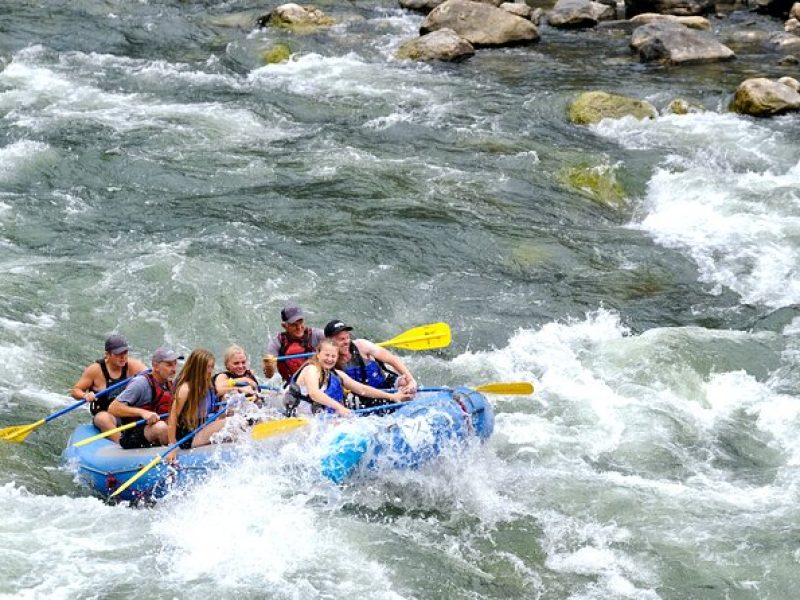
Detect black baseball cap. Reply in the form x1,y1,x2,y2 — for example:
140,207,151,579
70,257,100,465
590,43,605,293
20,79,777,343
324,319,353,337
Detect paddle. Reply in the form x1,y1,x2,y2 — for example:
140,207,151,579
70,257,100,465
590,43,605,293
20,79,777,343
109,405,227,499
0,373,143,444
269,322,452,362
71,412,170,448
250,417,311,441
251,381,535,431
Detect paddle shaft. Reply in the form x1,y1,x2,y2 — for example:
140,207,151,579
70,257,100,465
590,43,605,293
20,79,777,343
73,411,169,447
50,372,142,423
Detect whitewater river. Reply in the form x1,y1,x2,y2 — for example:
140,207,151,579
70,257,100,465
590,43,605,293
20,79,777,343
1,0,799,598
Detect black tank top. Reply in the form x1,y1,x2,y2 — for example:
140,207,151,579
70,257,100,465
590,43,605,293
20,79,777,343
89,359,128,415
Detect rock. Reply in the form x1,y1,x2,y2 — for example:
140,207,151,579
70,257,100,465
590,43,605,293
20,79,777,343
629,12,710,29
631,21,735,64
558,164,626,208
395,28,476,60
786,17,799,32
421,0,540,46
530,7,544,23
567,90,658,124
258,4,334,31
666,98,704,113
778,53,799,64
730,77,800,116
263,43,292,63
625,0,713,17
547,0,615,28
779,76,800,91
767,31,800,52
501,1,533,17
400,0,502,12
792,2,800,17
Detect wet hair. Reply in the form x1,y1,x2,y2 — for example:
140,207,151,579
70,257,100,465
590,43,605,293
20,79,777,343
223,344,247,371
175,348,215,430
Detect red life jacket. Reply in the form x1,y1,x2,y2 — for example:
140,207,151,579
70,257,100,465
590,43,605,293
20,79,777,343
277,329,314,381
143,372,174,414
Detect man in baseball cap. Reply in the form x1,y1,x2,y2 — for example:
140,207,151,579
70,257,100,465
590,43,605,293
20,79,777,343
325,319,417,408
262,303,324,383
109,346,183,449
71,334,148,444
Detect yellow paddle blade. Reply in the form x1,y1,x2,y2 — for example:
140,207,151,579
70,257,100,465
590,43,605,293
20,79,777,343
73,421,137,448
110,455,162,499
474,382,534,395
0,420,45,443
377,322,451,351
251,417,310,441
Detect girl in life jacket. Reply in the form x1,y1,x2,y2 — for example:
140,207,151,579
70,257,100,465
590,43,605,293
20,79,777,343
285,339,412,417
166,349,225,463
212,344,260,401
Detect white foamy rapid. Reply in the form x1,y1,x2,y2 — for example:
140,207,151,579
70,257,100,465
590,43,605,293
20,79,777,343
595,112,800,309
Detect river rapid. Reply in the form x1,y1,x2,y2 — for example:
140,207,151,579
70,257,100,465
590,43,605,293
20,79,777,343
1,0,799,598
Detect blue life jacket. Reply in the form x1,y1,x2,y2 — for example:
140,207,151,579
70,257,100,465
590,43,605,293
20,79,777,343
287,363,345,414
342,342,396,389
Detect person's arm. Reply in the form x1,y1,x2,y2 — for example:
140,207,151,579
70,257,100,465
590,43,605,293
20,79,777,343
71,363,101,402
166,384,188,463
108,379,159,423
301,366,351,416
356,339,417,393
338,370,412,403
262,337,280,378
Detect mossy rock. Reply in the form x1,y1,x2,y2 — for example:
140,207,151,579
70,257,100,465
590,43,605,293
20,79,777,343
263,43,292,64
567,91,657,125
558,164,626,208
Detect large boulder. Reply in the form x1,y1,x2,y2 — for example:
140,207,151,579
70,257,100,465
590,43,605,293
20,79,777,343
421,0,540,46
629,12,710,29
547,0,615,28
631,21,734,63
567,91,658,125
730,77,800,117
625,0,713,17
258,4,334,30
395,28,476,60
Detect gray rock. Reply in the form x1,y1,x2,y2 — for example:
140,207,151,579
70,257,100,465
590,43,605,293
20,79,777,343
567,90,658,124
629,12,710,29
792,2,800,17
730,77,800,116
259,3,334,30
400,0,502,12
501,1,534,17
395,28,476,60
786,17,799,32
421,0,540,46
631,21,735,63
778,53,799,64
767,31,800,52
547,0,615,28
779,76,800,91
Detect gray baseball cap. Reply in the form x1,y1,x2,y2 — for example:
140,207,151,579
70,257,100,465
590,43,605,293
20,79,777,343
151,347,184,363
104,335,129,355
281,303,304,324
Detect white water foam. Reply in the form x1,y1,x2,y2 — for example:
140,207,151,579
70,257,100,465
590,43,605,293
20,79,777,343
595,112,800,309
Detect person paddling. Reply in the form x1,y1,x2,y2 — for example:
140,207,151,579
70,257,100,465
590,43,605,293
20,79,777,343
325,320,417,409
285,339,412,417
108,347,181,449
166,349,227,463
213,344,259,399
262,303,324,383
71,335,147,444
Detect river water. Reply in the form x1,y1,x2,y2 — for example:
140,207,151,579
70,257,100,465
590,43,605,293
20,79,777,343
1,0,799,598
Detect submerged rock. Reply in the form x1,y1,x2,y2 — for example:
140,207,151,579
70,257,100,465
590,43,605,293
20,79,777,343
629,12,710,29
558,164,626,208
730,77,800,116
395,28,475,60
567,90,657,124
421,0,540,46
630,21,735,64
767,31,800,52
547,0,616,28
258,4,335,31
263,43,292,64
666,97,705,113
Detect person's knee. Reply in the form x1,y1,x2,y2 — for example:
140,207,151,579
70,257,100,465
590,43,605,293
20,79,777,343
94,412,115,430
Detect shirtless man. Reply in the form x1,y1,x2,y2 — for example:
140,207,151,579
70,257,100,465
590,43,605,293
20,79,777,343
71,335,147,443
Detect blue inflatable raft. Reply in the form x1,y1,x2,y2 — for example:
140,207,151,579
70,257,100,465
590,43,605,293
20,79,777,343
62,387,494,501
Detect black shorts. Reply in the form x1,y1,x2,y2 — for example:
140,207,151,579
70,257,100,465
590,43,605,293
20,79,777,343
89,396,112,417
119,425,155,449
175,425,194,450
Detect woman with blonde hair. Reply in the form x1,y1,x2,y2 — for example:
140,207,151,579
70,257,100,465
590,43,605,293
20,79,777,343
213,344,259,398
166,348,225,462
286,339,412,417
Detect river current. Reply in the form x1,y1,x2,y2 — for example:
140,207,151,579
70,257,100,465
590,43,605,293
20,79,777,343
1,0,799,598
